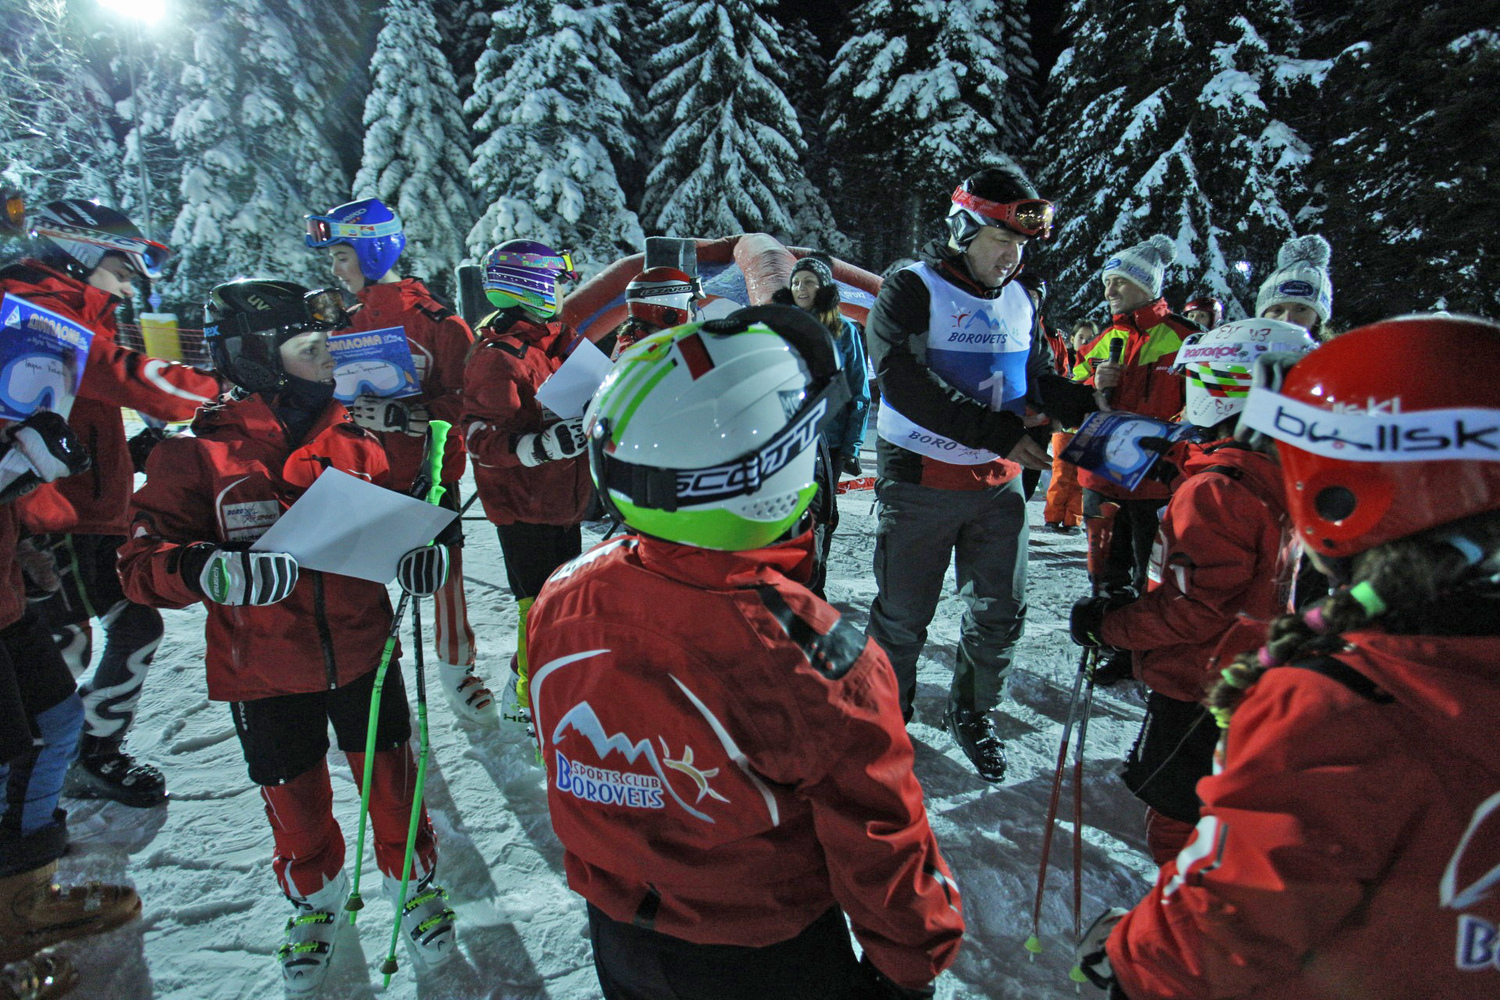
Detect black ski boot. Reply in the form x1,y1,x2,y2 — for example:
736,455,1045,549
945,708,1007,783
62,736,166,807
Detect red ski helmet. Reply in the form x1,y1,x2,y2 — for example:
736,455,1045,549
1183,295,1222,328
625,267,700,330
1238,315,1500,558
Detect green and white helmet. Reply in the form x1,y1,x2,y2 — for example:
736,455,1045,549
1172,317,1318,428
585,305,846,551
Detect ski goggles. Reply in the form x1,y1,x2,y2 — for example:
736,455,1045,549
304,214,404,247
485,248,580,284
1,354,74,418
29,221,171,278
209,287,351,339
950,190,1054,238
333,359,408,401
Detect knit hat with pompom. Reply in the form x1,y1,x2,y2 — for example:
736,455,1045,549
1101,233,1176,301
1256,234,1333,323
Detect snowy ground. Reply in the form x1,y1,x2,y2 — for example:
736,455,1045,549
58,440,1155,999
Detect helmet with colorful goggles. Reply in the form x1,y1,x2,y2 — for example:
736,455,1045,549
949,189,1054,240
586,305,848,551
204,280,351,394
1236,314,1500,558
31,199,170,278
482,240,580,317
304,198,406,281
1172,318,1317,428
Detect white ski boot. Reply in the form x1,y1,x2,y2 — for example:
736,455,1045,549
384,873,457,972
437,661,498,727
277,870,348,995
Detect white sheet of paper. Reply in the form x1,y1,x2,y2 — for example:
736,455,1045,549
534,338,614,418
250,469,456,584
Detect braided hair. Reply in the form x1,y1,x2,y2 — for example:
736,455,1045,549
1207,510,1500,728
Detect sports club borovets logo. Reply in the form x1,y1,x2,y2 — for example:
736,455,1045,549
551,701,730,823
1447,789,1500,973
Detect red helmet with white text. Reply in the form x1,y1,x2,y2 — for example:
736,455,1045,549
625,267,700,330
1237,315,1500,557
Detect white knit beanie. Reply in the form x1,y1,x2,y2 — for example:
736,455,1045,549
1101,234,1176,301
1256,234,1333,323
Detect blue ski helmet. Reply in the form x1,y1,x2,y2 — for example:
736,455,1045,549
304,198,406,281
482,239,579,318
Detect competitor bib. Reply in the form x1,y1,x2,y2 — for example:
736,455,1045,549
876,264,1033,464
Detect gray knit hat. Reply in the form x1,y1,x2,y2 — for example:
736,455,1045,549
1256,234,1333,323
1101,234,1176,300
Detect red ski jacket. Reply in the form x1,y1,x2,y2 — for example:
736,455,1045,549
461,309,591,526
346,279,472,490
2,262,221,536
526,531,965,991
1072,299,1190,501
117,394,398,702
1109,632,1500,1000
1100,442,1294,702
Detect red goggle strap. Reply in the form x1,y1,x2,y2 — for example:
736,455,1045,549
950,189,1054,236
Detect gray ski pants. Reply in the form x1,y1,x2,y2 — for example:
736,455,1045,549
866,477,1028,717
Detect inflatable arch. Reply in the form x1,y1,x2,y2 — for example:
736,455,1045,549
561,234,884,343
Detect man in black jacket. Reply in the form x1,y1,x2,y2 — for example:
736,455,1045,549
865,164,1097,782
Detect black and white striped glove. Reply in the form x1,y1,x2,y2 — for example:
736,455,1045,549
348,396,431,438
396,545,448,597
514,417,587,468
183,545,299,606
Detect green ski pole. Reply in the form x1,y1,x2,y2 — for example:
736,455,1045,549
346,420,452,923
380,420,451,979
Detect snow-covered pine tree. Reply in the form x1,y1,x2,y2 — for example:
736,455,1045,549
354,0,474,298
1302,2,1498,322
1037,0,1320,323
778,16,850,256
639,0,835,246
167,0,353,305
0,0,123,207
824,0,1039,270
465,1,642,275
433,0,492,111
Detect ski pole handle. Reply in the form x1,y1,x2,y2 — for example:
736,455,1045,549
422,420,451,507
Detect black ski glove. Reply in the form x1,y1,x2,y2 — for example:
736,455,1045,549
1092,648,1135,686
842,453,862,476
1075,908,1128,991
0,411,92,504
1070,594,1120,648
1140,435,1182,486
128,425,171,474
858,955,935,999
396,545,448,597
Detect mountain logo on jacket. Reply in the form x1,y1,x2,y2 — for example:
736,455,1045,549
551,701,719,822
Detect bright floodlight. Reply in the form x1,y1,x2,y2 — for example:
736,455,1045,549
100,0,166,23
1234,260,1253,278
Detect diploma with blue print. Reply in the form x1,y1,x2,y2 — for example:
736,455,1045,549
327,325,420,403
1060,411,1196,491
0,292,94,421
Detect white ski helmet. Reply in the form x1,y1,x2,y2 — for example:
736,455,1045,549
1172,317,1318,428
585,305,846,551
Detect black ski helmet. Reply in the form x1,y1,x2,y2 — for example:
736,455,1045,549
30,199,169,281
946,164,1051,249
204,279,350,393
